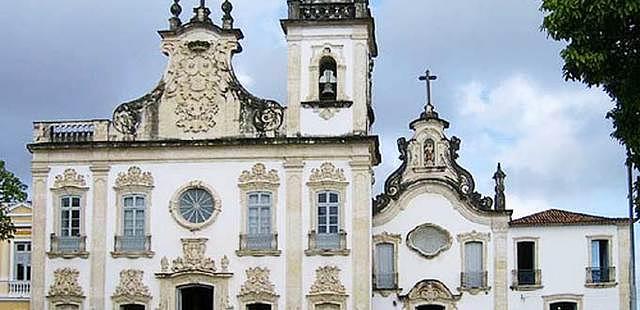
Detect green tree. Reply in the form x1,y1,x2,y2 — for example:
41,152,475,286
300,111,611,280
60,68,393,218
540,0,640,168
0,160,27,240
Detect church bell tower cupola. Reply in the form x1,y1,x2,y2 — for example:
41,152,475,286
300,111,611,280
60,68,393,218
282,0,378,137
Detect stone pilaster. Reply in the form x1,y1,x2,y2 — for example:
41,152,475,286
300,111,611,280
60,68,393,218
89,165,110,310
350,160,372,310
30,166,50,310
352,42,368,135
618,225,631,310
492,220,509,310
284,158,304,309
286,41,302,137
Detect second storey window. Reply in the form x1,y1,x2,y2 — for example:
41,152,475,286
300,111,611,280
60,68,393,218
512,238,542,289
375,243,395,289
48,168,89,259
14,241,31,282
122,195,146,251
247,192,273,249
587,237,615,286
463,241,483,288
317,191,339,243
60,196,81,238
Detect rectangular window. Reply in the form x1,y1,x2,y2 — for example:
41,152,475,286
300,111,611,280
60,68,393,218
516,241,536,285
591,239,610,283
121,195,146,251
246,192,272,250
60,196,81,237
13,242,31,281
464,241,483,288
375,243,395,289
316,191,340,249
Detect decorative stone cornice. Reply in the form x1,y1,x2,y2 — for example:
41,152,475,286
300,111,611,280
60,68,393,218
52,169,87,189
238,267,278,301
309,266,347,296
112,269,151,302
456,230,491,243
308,162,347,184
373,232,402,244
115,166,154,189
238,163,280,187
48,268,84,298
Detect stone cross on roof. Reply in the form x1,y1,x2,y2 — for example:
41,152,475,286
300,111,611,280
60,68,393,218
418,69,439,119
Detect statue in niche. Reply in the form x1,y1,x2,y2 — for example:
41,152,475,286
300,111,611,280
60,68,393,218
424,139,436,166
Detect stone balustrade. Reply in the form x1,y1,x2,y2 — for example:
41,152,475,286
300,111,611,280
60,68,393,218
33,119,111,143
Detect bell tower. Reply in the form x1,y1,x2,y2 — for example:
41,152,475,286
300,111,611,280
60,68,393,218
282,0,378,137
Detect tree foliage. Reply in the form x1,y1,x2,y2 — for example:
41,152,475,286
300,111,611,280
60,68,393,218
541,0,640,168
0,160,27,240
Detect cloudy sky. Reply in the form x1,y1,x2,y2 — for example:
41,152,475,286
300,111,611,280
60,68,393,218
0,0,632,221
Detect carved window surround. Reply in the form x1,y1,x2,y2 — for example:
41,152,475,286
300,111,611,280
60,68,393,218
237,267,279,309
585,235,617,288
305,163,350,257
169,181,222,231
111,269,152,310
47,268,85,309
511,236,543,291
112,167,155,258
456,231,491,294
237,163,282,257
542,294,584,310
306,45,348,103
372,232,402,296
306,266,348,310
48,169,89,259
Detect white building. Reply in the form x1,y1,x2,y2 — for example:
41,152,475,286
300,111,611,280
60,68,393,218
26,1,630,310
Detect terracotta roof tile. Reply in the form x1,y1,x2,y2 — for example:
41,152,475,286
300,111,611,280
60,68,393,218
510,209,629,227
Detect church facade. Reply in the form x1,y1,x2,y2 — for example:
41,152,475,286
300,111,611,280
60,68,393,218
26,1,630,310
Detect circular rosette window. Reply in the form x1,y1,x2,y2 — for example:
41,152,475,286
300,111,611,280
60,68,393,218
170,181,221,231
407,223,452,259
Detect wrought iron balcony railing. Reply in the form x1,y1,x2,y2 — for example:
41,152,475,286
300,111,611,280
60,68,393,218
461,271,488,289
114,235,152,253
240,233,278,251
373,272,398,290
0,280,30,298
306,230,349,256
511,269,542,288
49,234,88,258
586,266,616,284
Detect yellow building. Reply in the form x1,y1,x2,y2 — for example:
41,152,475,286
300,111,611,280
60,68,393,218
0,202,32,310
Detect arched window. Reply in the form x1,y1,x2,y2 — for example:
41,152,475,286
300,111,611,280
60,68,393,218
319,56,337,101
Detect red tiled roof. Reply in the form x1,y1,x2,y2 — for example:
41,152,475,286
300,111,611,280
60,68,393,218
510,209,629,227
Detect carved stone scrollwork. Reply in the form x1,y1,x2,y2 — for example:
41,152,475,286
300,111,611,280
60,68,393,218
373,137,408,214
237,267,279,307
238,163,280,186
170,238,217,274
112,82,165,139
114,166,154,189
401,280,460,310
47,268,85,307
52,169,87,189
233,78,285,137
308,162,347,184
112,269,152,305
309,266,347,295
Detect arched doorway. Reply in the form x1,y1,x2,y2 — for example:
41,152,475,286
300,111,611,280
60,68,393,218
549,302,577,310
120,305,145,310
177,284,214,310
416,305,445,310
247,303,271,310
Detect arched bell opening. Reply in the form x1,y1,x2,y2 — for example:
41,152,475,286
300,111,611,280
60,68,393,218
319,56,338,101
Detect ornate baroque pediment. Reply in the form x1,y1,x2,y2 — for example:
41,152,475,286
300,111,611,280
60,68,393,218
238,267,278,301
159,238,230,275
308,162,347,184
238,163,280,187
48,268,84,298
115,166,154,188
309,266,347,296
402,280,461,309
52,169,87,189
112,269,151,302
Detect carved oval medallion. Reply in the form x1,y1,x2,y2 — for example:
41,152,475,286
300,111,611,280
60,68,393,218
407,223,452,259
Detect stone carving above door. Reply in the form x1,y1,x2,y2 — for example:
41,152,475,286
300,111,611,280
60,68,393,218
237,267,279,307
112,269,152,306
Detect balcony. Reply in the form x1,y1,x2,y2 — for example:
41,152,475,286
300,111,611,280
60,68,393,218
33,120,110,143
459,271,490,294
511,269,542,291
111,235,154,258
305,230,350,256
0,280,30,298
47,234,89,259
236,233,281,257
586,266,617,288
373,272,398,291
